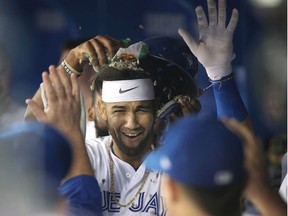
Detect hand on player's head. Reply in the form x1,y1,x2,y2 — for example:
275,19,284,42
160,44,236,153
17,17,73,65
64,35,123,73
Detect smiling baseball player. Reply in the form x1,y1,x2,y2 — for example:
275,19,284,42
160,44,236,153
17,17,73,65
85,59,166,215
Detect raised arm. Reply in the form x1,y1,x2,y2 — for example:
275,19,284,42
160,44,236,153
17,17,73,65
26,65,104,215
223,118,287,216
26,65,93,179
24,35,123,120
179,0,249,127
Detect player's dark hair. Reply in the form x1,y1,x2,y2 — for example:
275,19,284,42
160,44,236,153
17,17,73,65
182,183,244,216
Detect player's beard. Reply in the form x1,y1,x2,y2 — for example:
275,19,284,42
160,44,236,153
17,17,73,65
108,126,154,157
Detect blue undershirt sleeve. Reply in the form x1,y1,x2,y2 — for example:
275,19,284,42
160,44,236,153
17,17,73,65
212,75,248,121
59,175,102,216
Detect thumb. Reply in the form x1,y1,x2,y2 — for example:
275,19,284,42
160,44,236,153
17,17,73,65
178,28,197,55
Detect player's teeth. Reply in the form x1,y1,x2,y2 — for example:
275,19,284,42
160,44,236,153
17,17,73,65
126,133,138,137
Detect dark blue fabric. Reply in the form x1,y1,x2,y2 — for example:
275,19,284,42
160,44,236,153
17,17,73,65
212,76,248,121
60,175,102,216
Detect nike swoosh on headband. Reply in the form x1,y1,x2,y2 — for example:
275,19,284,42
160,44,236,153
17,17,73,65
119,86,139,94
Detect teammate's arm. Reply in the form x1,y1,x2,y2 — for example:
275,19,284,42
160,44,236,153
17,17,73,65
26,65,102,215
24,35,122,120
223,118,287,216
26,65,93,178
179,0,250,127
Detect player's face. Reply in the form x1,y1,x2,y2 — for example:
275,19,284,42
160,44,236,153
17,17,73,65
102,100,155,156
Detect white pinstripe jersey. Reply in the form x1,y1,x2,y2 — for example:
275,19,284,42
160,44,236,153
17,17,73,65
86,136,167,216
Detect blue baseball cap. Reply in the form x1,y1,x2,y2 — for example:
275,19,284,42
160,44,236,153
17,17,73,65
145,116,245,188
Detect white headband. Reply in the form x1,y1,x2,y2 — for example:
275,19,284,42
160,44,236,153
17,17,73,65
102,79,155,103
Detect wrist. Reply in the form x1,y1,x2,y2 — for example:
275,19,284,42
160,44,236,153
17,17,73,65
205,64,232,81
61,60,82,77
64,51,84,73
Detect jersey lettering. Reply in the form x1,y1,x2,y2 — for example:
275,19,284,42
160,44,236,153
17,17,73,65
142,193,158,213
101,191,166,215
102,191,121,212
129,192,144,212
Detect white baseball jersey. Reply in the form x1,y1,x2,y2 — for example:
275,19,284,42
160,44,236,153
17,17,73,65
86,136,167,216
85,120,96,140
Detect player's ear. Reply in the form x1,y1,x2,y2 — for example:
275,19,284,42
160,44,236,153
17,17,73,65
87,107,95,121
98,97,107,121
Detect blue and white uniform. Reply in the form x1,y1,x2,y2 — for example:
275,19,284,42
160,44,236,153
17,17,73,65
86,136,167,216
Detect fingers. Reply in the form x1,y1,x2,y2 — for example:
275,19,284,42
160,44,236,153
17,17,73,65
189,98,202,112
221,117,265,171
28,65,82,137
43,65,76,104
89,38,107,65
178,28,197,56
95,35,122,60
25,99,46,121
178,96,201,115
205,0,238,32
82,35,121,68
227,9,239,33
207,0,217,27
195,6,208,37
221,117,262,152
64,35,121,73
80,39,101,68
49,66,68,100
42,71,58,105
218,0,227,28
221,117,251,140
57,66,73,100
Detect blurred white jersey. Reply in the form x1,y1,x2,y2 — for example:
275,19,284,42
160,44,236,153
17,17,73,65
279,174,287,203
85,120,96,140
86,136,167,216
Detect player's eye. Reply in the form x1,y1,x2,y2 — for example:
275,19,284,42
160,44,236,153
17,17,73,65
137,108,150,113
112,109,126,114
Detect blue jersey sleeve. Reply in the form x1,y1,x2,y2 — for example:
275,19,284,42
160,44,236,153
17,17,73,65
60,175,102,216
212,75,248,121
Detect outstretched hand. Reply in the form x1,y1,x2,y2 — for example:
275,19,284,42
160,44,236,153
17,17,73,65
178,0,239,80
25,65,81,139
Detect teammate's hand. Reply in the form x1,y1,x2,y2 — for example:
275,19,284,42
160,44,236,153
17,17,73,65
178,0,239,80
25,65,82,138
221,117,269,199
64,35,123,73
24,88,43,120
177,96,201,116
